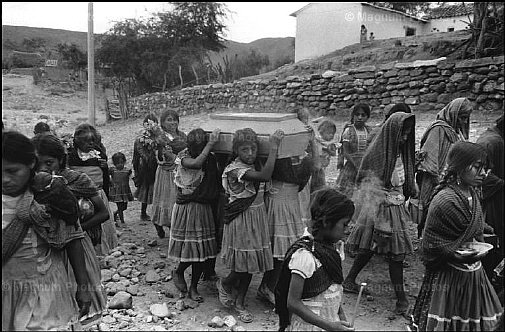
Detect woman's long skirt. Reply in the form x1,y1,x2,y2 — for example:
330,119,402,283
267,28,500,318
151,167,177,228
168,202,217,262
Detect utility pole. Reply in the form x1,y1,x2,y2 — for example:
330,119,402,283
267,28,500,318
88,2,95,126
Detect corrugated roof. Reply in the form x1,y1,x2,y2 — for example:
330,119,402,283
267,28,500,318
424,3,474,20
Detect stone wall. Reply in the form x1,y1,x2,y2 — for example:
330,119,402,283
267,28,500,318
128,55,504,118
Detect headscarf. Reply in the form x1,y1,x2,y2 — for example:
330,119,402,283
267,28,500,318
356,112,416,198
385,103,411,122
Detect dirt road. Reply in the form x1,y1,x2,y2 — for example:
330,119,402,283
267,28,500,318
2,74,501,331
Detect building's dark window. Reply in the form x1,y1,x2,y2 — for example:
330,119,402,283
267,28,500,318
406,27,416,36
447,27,455,32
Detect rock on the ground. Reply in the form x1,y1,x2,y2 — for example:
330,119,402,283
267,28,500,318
126,285,139,296
101,315,116,324
146,315,153,323
98,323,110,331
119,267,132,277
101,269,113,282
117,321,129,329
184,299,199,309
223,315,237,328
145,270,160,283
152,326,168,331
108,291,133,309
150,303,170,318
153,261,166,269
159,253,167,258
175,300,185,311
148,240,158,247
112,273,121,282
208,316,225,328
232,326,246,332
367,295,374,301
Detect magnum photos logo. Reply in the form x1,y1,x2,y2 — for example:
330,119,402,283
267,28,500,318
344,11,417,23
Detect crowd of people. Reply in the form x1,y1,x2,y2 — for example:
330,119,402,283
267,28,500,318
2,97,503,331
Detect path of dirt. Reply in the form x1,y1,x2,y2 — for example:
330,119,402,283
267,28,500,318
2,74,502,331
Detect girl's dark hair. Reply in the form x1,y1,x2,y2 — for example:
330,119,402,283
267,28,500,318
112,152,127,165
351,103,371,123
232,128,259,156
2,130,37,166
34,121,51,135
143,113,158,124
318,120,336,135
186,128,208,158
160,109,180,132
386,103,411,121
430,141,487,202
309,188,355,235
73,123,100,146
31,133,67,169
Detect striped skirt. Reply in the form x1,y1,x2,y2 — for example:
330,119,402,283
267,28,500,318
265,182,306,259
168,202,217,262
410,263,502,331
221,198,274,274
151,167,177,228
96,189,118,256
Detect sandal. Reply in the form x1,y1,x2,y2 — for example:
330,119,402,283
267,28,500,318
342,280,371,295
235,307,253,323
216,279,234,308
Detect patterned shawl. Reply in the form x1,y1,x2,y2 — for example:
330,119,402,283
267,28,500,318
421,185,484,269
176,153,220,205
59,168,98,198
418,98,469,176
2,190,82,265
356,112,416,199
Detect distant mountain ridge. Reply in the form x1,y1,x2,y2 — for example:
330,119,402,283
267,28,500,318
2,25,294,66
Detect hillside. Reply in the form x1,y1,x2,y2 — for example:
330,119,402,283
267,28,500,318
243,29,476,80
2,25,294,67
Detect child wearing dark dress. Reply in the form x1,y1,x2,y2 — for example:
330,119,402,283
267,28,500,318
109,152,134,224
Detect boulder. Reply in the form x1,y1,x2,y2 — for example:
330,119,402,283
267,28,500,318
150,303,170,318
208,316,225,328
101,269,113,282
126,285,139,296
108,291,133,310
223,315,237,328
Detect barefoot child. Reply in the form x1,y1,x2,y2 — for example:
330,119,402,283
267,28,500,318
168,128,221,302
218,128,284,323
275,188,355,331
109,152,134,224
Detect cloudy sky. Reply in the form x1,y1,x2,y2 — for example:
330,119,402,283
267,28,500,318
2,2,310,43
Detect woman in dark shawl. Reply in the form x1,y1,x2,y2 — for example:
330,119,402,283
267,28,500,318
477,115,504,282
344,112,417,316
410,141,502,331
416,97,473,238
132,114,160,221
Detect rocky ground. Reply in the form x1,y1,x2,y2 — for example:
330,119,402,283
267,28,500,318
2,74,502,331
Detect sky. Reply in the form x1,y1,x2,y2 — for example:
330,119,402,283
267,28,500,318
2,2,310,43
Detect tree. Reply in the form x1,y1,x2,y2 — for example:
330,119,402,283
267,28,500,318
368,2,431,16
96,2,229,95
22,37,46,52
57,43,87,71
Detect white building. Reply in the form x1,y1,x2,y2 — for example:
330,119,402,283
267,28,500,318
423,3,473,33
290,3,474,62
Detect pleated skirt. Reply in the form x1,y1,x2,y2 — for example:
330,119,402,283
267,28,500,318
168,202,217,262
151,167,177,228
221,200,274,274
265,182,306,259
410,264,503,331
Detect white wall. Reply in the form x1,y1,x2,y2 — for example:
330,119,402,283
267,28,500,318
429,15,473,33
361,5,429,40
294,3,361,62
